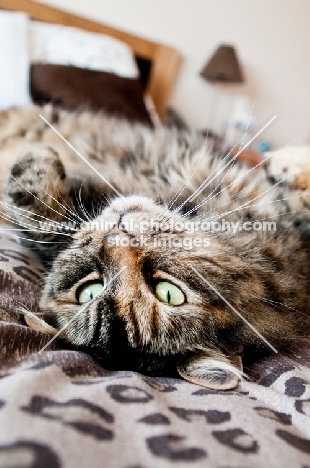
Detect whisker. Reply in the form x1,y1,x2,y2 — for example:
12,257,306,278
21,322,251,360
0,229,69,244
167,141,207,210
11,156,80,224
0,227,72,237
188,185,267,223
190,266,278,353
0,208,74,237
38,266,127,353
210,191,310,223
39,114,126,202
180,116,277,218
0,203,77,236
189,100,256,207
183,178,283,220
52,183,83,224
6,170,77,225
169,144,238,218
0,205,74,239
0,200,75,229
261,298,310,319
1,206,76,234
76,181,92,222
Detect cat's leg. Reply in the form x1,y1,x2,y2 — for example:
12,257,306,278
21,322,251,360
3,143,75,260
177,348,244,390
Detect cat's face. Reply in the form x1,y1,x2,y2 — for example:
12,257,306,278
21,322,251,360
37,194,300,389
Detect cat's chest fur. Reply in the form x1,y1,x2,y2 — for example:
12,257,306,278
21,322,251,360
2,104,310,390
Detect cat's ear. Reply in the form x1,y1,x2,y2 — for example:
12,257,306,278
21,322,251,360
176,349,243,390
23,310,58,335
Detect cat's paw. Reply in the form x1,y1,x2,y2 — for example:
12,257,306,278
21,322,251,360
4,144,70,227
177,349,244,390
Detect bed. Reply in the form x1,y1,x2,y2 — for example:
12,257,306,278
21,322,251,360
0,2,309,467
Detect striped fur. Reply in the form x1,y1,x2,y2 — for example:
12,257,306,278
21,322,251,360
2,104,310,389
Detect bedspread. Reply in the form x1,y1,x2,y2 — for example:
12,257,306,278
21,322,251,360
0,227,309,468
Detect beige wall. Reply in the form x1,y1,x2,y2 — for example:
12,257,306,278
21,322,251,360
39,0,310,149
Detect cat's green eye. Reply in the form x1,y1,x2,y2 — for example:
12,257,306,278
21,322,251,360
77,281,104,304
155,281,185,305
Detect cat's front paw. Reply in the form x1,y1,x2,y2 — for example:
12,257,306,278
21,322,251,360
4,144,70,233
177,349,244,390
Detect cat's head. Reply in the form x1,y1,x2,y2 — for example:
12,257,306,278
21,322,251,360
27,194,291,389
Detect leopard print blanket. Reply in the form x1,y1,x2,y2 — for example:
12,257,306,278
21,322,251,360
0,224,309,468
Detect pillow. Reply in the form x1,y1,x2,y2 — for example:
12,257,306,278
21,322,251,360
28,21,139,78
0,11,31,110
30,64,153,126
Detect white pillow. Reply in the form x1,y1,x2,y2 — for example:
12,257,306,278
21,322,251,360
0,11,31,110
28,21,139,78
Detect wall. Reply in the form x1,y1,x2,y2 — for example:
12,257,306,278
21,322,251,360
38,0,310,149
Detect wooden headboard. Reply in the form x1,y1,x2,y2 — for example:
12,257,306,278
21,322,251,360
0,0,181,118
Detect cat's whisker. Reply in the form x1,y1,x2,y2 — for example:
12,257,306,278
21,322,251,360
0,207,45,233
39,114,126,202
189,157,239,214
168,145,238,219
182,155,282,219
76,182,92,222
91,185,112,210
188,186,267,223
11,157,80,224
256,208,310,222
180,116,277,218
190,266,278,353
52,183,83,224
0,226,72,237
0,204,76,239
193,105,256,209
38,266,127,354
0,208,74,237
0,200,76,229
194,180,283,223
165,142,252,225
2,205,73,233
208,190,310,224
172,110,259,215
167,141,208,210
7,169,79,225
0,202,77,236
182,103,255,210
261,298,310,319
0,229,69,244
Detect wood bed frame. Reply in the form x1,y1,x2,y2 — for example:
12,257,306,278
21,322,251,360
0,0,181,118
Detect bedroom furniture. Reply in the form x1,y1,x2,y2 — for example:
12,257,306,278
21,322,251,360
0,0,181,118
200,44,244,83
200,44,245,138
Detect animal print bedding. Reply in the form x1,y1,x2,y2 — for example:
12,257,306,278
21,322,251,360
0,224,309,468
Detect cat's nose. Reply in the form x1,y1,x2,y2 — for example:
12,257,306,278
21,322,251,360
104,229,129,241
104,222,129,238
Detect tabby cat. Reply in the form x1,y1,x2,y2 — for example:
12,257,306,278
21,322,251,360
2,104,310,389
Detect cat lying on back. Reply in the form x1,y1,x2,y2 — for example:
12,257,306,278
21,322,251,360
2,104,310,390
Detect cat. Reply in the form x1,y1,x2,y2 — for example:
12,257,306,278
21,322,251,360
2,104,310,390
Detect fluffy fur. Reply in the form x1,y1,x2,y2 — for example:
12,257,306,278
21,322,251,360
2,104,310,389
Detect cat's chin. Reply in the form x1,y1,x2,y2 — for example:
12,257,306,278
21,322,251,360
24,309,244,390
177,349,244,390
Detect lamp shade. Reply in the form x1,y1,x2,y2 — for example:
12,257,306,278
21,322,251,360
200,45,244,83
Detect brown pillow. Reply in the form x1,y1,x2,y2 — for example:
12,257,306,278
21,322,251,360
30,63,153,127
